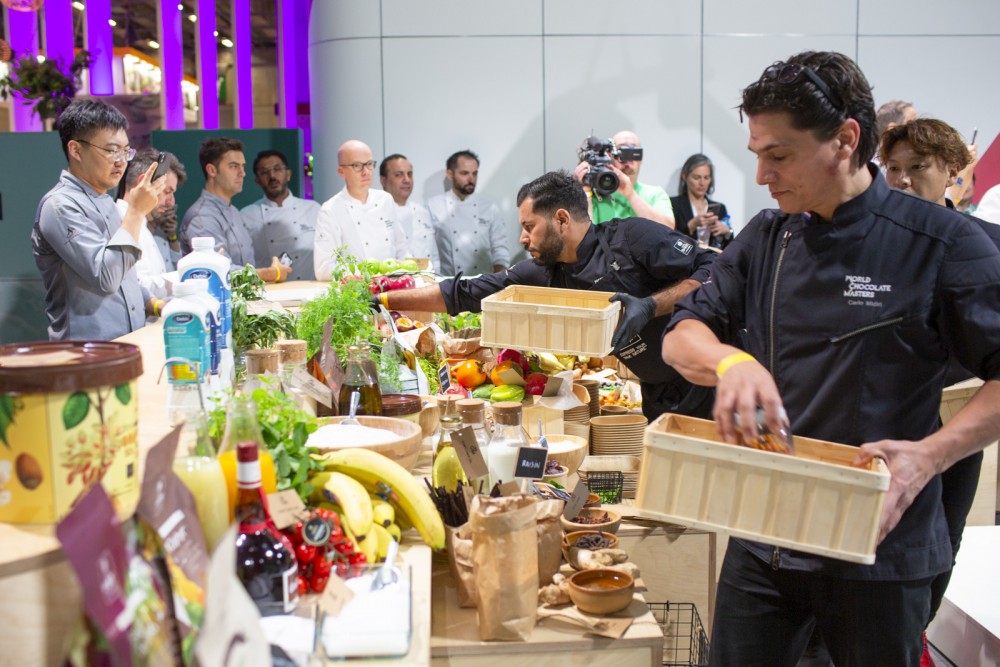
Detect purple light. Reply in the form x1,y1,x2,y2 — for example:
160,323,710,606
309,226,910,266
157,0,184,129
43,0,75,67
232,0,252,128
276,0,297,129
5,7,43,131
196,0,219,129
85,0,114,95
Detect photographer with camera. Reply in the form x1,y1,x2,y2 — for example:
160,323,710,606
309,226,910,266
573,130,675,228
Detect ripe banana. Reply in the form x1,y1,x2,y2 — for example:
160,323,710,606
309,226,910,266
310,470,373,538
370,523,393,561
315,448,445,550
370,495,396,527
356,525,379,563
385,523,401,542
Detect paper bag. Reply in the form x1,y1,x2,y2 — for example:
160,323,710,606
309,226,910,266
446,524,478,608
536,499,565,586
469,494,539,641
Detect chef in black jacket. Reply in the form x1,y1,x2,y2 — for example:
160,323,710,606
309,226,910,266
380,170,717,421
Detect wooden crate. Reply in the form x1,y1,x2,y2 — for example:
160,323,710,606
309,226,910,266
480,285,621,357
635,414,890,564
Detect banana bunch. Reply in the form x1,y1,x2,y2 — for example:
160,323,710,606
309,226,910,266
311,447,446,552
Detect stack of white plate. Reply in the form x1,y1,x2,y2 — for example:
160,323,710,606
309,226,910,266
575,379,600,418
589,414,647,457
577,454,642,499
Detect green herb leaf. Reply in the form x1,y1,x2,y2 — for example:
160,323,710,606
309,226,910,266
62,391,91,430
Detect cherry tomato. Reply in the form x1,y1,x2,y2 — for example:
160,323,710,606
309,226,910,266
335,561,348,577
313,555,332,577
310,573,330,593
296,543,317,564
348,552,367,565
332,541,352,555
297,575,308,597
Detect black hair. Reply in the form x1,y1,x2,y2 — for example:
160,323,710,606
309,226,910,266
380,153,408,178
252,149,288,175
740,51,877,169
677,154,715,197
516,171,589,222
118,148,187,199
446,150,479,172
199,137,245,177
56,99,128,161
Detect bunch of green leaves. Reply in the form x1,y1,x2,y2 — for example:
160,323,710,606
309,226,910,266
435,311,482,333
0,50,92,121
208,381,321,501
296,270,380,359
229,264,296,359
230,264,265,301
417,355,441,394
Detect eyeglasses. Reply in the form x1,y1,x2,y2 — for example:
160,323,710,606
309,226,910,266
74,139,136,163
760,62,845,112
256,165,287,177
340,160,377,173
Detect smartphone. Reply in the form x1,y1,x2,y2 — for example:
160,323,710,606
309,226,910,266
279,252,293,267
971,127,978,145
151,152,170,182
707,203,723,216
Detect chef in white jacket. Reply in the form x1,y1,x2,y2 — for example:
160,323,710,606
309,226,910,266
314,139,408,281
427,150,510,276
380,153,440,271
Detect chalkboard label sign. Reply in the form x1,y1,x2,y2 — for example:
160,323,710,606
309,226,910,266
437,362,451,393
514,446,547,480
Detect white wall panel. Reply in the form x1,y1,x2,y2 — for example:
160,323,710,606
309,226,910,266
309,0,381,42
704,0,857,36
858,0,1000,35
381,0,542,37
544,0,700,35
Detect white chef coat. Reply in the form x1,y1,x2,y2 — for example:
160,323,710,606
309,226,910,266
426,190,510,276
241,193,321,281
116,199,169,307
392,200,439,271
314,187,408,281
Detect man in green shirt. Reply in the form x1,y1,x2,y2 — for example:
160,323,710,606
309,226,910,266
573,130,675,227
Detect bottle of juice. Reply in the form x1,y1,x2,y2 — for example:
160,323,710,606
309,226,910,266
172,413,229,550
217,395,277,520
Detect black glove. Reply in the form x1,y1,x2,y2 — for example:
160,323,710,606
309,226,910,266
609,293,655,351
369,295,382,313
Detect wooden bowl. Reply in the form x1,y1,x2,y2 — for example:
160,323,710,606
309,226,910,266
560,508,621,535
542,463,568,487
418,395,440,439
311,415,423,470
561,530,619,566
543,434,588,477
568,569,635,615
583,493,601,509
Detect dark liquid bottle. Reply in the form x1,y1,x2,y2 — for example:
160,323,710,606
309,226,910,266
234,441,299,616
337,343,382,415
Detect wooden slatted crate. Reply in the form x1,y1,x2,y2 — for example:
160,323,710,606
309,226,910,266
480,285,621,357
636,414,890,564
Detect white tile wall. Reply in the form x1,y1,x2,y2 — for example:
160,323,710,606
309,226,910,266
704,0,857,36
858,0,1000,35
381,0,542,37
543,0,700,35
309,0,381,42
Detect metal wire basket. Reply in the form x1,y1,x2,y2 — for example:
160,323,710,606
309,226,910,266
648,602,709,667
584,471,624,504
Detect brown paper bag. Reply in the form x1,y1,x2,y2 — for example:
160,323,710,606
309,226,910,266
536,499,565,586
446,524,478,608
469,494,539,641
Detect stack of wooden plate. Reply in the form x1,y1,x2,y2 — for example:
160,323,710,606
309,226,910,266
575,379,600,418
563,384,592,444
589,414,648,457
578,455,642,499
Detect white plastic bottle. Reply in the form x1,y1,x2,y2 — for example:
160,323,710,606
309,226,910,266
178,237,233,388
182,278,222,395
162,281,211,425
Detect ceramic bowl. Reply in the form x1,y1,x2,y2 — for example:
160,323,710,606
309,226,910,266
543,434,588,477
542,463,568,487
568,568,635,615
561,530,619,566
311,415,423,470
560,508,622,535
583,493,601,509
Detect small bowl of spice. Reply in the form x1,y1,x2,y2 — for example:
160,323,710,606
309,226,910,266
561,508,622,535
561,529,620,568
542,458,568,487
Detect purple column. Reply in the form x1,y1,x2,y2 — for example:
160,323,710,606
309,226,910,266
5,7,43,132
157,0,184,129
276,0,297,129
85,0,114,95
196,0,219,129
43,0,75,67
231,0,253,128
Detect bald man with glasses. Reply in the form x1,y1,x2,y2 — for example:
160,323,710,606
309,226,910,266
313,139,407,281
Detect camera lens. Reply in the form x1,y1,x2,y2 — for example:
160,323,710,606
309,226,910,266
594,169,619,197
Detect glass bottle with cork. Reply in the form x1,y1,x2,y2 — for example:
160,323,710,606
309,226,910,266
217,395,278,521
457,398,491,493
337,342,382,416
431,414,468,492
234,440,299,616
487,401,531,489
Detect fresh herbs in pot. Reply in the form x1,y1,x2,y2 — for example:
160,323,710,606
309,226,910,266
229,264,296,359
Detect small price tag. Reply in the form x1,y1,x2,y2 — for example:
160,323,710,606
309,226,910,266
541,375,563,397
498,481,520,497
292,367,334,408
513,446,547,480
451,426,488,481
245,299,286,316
318,574,355,618
437,362,451,393
266,489,308,530
562,482,590,521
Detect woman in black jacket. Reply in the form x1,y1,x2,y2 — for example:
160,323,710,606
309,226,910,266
670,153,732,250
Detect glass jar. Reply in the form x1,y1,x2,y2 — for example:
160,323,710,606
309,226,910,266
487,401,531,489
337,343,382,416
432,415,468,492
457,398,491,493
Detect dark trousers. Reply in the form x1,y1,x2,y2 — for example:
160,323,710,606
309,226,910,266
710,541,932,667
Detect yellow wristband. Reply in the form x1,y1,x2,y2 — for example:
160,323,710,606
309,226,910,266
716,352,756,379
379,292,390,309
271,258,285,282
152,299,165,317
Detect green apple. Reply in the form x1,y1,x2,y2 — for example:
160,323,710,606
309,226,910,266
361,258,382,275
380,258,401,274
400,259,419,272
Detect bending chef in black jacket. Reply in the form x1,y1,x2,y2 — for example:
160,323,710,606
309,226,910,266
381,170,717,420
662,51,1000,666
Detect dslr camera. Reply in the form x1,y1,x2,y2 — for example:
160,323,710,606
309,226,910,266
577,136,644,198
